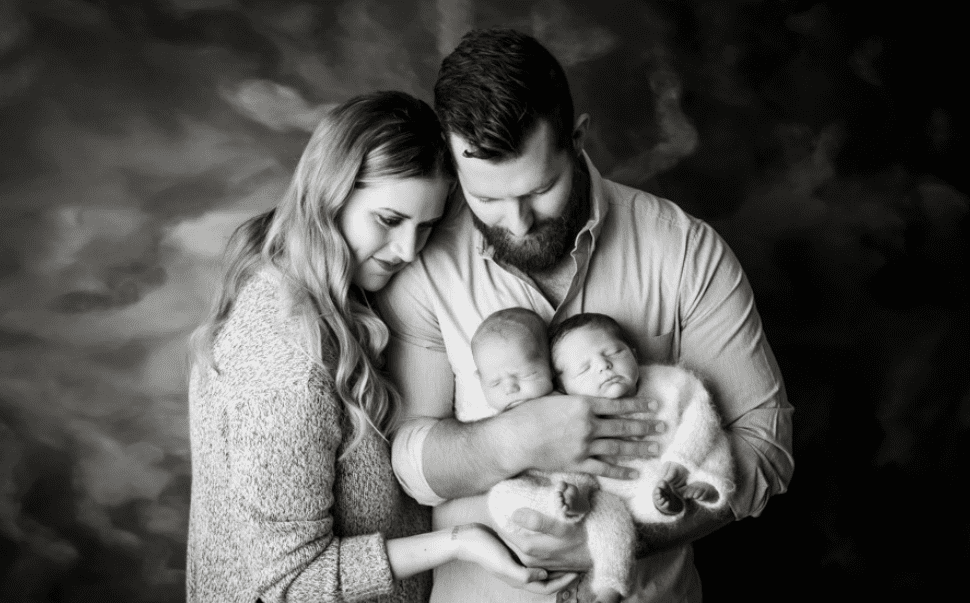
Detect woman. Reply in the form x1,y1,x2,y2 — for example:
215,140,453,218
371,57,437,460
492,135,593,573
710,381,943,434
186,91,548,602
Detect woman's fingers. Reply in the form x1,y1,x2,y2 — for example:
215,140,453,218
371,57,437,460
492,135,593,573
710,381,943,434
510,506,562,535
519,571,579,595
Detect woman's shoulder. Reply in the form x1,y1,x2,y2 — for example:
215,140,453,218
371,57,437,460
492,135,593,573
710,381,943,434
211,268,320,386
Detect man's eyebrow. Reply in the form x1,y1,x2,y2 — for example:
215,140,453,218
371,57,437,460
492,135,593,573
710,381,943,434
470,175,558,202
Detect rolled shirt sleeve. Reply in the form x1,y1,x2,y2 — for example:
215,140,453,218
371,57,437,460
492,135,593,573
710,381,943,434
379,259,453,507
677,221,794,519
391,417,448,506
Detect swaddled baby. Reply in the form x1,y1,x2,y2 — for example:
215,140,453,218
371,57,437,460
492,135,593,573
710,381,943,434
472,308,735,602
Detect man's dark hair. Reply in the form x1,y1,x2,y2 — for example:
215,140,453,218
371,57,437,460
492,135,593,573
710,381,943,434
434,27,575,160
549,313,638,357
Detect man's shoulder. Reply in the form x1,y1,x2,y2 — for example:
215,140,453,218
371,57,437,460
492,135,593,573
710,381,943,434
392,206,476,282
603,178,699,227
423,204,477,257
599,177,707,248
378,207,476,310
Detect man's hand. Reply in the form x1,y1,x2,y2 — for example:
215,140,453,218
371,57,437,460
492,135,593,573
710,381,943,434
502,498,734,571
633,502,734,558
499,394,666,480
497,507,594,571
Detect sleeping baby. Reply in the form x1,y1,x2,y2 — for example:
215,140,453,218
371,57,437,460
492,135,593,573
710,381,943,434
472,308,735,602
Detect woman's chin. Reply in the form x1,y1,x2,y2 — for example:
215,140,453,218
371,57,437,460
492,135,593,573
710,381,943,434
353,272,392,292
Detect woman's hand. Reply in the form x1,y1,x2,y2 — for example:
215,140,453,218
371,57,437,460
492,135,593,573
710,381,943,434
497,508,594,571
452,523,578,595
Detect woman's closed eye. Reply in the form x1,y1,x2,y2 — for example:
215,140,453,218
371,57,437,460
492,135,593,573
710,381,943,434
377,213,402,228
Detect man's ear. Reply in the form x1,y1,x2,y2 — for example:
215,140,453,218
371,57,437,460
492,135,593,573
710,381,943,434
572,113,591,157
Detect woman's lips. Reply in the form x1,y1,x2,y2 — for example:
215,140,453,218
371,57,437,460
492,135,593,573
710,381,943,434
373,258,403,273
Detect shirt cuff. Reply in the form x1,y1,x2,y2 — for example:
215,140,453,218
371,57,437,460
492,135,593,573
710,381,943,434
725,427,794,520
392,418,448,507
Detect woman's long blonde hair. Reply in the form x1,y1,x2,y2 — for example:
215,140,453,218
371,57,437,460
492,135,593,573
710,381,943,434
191,91,449,454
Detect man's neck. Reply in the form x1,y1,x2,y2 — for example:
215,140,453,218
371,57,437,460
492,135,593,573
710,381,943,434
529,254,574,308
527,158,592,308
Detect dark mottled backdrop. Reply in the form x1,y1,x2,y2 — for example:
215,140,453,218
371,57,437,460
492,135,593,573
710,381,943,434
1,0,966,601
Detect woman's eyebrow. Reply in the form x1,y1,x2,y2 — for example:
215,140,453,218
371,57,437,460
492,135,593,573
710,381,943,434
379,207,444,229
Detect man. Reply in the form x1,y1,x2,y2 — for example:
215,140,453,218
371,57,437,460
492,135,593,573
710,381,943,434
378,28,793,602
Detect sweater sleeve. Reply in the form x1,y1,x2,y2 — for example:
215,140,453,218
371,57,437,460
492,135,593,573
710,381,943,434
228,379,395,602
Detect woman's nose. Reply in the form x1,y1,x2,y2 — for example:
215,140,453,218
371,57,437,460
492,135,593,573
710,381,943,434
389,226,418,263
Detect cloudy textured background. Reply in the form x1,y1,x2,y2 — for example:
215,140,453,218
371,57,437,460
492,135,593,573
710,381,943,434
0,0,966,600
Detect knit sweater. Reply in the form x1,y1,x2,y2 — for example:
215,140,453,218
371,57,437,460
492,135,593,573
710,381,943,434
187,269,432,602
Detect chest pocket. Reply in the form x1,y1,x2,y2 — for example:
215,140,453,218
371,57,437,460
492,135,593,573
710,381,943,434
634,331,676,365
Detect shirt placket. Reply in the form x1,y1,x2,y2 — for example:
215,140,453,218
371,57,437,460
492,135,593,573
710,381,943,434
554,229,594,321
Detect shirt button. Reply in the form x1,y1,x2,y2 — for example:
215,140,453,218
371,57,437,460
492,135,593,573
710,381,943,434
559,590,572,601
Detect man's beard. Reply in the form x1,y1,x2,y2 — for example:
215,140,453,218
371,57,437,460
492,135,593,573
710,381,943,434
472,160,590,273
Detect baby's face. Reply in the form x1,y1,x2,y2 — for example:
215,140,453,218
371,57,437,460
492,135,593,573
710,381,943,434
474,336,554,412
552,326,639,398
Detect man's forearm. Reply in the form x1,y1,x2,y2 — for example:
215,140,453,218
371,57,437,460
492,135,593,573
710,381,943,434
422,415,523,499
633,504,733,558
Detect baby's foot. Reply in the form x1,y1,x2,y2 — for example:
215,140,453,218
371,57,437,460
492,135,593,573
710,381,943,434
653,462,689,516
682,481,719,504
558,482,590,518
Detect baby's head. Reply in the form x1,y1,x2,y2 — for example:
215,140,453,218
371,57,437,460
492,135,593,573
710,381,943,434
471,308,554,412
550,313,639,398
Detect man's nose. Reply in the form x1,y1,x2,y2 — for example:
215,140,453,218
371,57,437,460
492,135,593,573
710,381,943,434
503,201,534,237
